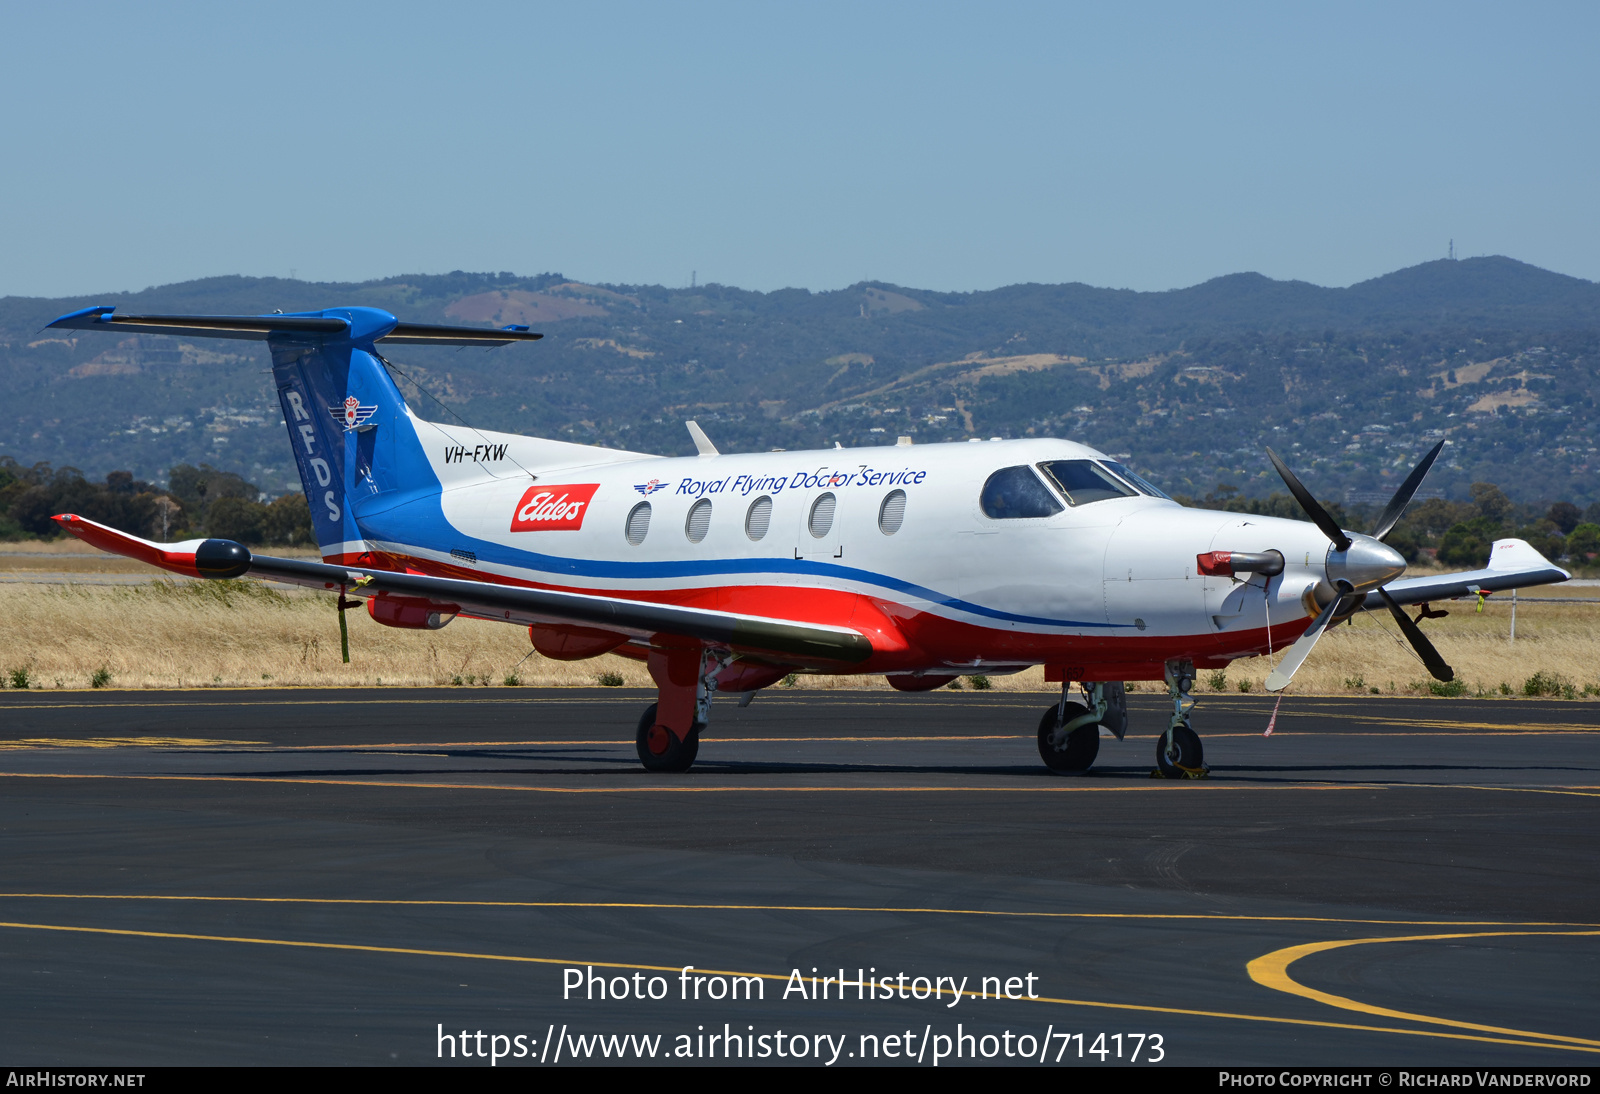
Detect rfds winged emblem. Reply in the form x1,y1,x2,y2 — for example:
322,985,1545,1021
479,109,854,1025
634,479,666,496
329,396,379,431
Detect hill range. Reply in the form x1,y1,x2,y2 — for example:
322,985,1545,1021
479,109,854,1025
2,255,1597,505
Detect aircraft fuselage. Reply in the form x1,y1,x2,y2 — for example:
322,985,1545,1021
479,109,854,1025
341,417,1332,679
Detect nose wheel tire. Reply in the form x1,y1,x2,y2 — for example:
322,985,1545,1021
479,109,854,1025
1155,723,1206,779
635,702,701,773
1037,706,1100,774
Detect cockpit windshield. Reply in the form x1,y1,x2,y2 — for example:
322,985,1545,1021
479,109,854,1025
1036,460,1138,506
1099,460,1172,500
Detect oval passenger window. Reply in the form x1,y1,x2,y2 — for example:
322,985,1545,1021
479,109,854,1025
745,495,773,540
625,501,652,545
809,492,837,538
685,498,713,543
878,489,906,535
980,466,1064,519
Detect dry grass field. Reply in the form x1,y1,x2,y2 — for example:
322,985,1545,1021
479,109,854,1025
0,557,1595,699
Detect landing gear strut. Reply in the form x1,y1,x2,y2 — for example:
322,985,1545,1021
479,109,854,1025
635,644,732,773
1037,681,1122,774
1155,660,1208,779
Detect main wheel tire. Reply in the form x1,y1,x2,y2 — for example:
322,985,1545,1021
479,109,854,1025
1155,723,1205,779
635,702,701,772
1037,705,1100,774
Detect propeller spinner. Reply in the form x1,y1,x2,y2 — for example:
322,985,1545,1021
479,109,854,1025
1262,442,1451,692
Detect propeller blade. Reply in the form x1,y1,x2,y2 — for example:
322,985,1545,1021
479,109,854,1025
1266,448,1352,552
1370,441,1445,542
1265,592,1355,692
1377,587,1455,682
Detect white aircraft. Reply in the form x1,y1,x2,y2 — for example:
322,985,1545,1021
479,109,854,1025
46,305,1569,776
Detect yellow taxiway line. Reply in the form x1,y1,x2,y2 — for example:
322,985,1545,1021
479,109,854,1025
1,892,1594,930
1249,930,1600,1048
0,771,1373,795
3,769,1599,798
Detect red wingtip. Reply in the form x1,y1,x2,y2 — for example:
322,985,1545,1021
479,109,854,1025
48,513,199,577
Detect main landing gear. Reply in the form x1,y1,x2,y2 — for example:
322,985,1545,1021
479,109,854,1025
634,644,734,773
1154,660,1208,780
636,702,702,772
1037,681,1126,774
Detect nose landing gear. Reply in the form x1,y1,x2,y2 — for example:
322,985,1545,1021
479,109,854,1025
1154,660,1208,779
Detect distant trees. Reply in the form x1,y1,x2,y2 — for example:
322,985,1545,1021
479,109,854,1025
1548,501,1582,534
204,492,312,547
0,458,311,546
1567,523,1600,561
0,461,166,541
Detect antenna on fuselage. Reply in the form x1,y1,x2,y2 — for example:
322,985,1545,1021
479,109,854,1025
685,420,719,456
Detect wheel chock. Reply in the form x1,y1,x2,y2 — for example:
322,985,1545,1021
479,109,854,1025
1150,765,1211,780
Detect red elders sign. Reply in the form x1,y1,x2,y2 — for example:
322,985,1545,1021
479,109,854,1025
510,484,600,532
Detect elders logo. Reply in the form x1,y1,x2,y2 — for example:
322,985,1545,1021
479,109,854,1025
510,484,600,532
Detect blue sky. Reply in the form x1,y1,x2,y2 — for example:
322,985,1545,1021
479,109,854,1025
2,1,1595,297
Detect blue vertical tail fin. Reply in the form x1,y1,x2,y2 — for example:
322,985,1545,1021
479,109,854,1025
44,304,543,561
267,309,421,557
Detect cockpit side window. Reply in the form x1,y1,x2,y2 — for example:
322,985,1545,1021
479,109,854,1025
980,465,1065,519
1037,460,1138,506
1099,460,1172,500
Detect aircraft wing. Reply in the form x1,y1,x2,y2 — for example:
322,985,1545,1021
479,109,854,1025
1358,537,1570,610
52,514,872,667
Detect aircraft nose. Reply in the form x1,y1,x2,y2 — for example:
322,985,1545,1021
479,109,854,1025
1328,535,1407,590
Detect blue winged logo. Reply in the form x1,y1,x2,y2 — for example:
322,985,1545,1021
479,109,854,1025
330,396,379,431
634,479,666,496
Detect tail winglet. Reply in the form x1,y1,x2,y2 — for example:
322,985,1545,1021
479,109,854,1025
52,514,251,579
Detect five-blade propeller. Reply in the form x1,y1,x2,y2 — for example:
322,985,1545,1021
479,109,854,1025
1262,441,1452,691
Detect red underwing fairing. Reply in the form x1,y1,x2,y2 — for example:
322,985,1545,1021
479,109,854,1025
47,304,1569,776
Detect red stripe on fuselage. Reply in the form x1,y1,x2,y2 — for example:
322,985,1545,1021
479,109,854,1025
325,549,1310,672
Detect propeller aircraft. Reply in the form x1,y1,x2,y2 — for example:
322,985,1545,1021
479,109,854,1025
45,304,1570,776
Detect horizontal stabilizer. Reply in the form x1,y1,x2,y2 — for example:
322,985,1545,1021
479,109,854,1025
46,306,542,346
47,307,346,340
